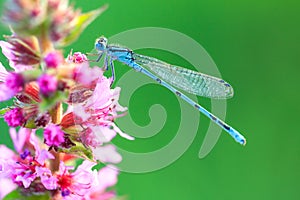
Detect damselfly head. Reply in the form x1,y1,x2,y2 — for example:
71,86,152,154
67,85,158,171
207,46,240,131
95,36,108,51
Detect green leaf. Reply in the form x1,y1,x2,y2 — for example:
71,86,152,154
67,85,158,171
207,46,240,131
24,118,37,129
0,107,11,116
39,91,68,113
58,141,94,161
60,4,108,47
3,189,50,200
3,190,21,200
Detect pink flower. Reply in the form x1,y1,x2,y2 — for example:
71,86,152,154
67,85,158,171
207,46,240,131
76,124,119,148
38,74,58,96
44,51,64,68
44,124,65,146
9,128,33,153
0,71,24,102
90,126,117,144
2,0,46,34
0,145,16,160
92,144,122,164
5,72,24,92
48,0,81,44
0,38,38,71
0,130,55,190
11,150,54,189
73,62,103,85
65,72,133,163
0,65,24,102
68,52,88,64
84,165,118,200
73,76,133,142
78,127,100,148
4,108,25,127
29,131,55,166
55,161,96,199
0,145,17,199
0,84,15,101
0,1,127,199
35,166,58,190
0,177,17,199
84,74,114,108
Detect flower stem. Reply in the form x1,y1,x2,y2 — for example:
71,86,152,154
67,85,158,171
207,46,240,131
50,103,63,124
39,23,54,53
50,150,61,172
49,102,63,172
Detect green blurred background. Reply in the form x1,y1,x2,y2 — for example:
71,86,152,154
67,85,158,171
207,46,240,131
0,0,299,199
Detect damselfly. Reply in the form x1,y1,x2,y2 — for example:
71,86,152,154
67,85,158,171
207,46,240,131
91,36,246,145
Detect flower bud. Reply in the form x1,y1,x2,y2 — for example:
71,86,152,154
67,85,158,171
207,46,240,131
48,0,80,44
5,72,25,92
38,74,58,97
1,35,40,70
3,0,47,34
44,51,64,68
44,124,65,146
4,107,25,127
67,52,88,64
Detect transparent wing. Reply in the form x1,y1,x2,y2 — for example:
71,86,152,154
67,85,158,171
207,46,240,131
133,53,234,99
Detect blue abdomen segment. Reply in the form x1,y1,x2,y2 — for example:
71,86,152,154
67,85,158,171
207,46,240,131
116,56,246,145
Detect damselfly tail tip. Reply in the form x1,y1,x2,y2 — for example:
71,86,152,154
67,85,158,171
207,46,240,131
240,138,246,146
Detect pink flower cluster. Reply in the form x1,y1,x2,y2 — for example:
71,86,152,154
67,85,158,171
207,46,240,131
0,128,118,199
0,0,128,199
0,49,129,199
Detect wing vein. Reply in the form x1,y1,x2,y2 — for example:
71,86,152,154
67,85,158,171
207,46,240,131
133,53,234,99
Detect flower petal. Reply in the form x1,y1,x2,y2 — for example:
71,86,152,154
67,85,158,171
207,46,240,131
0,41,14,62
73,105,90,121
92,145,122,164
0,40,33,72
35,166,57,190
75,62,103,85
0,178,17,199
0,83,15,101
0,145,15,159
97,165,118,192
36,150,54,165
111,123,134,140
0,62,8,82
91,126,117,143
86,76,112,108
9,128,31,153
